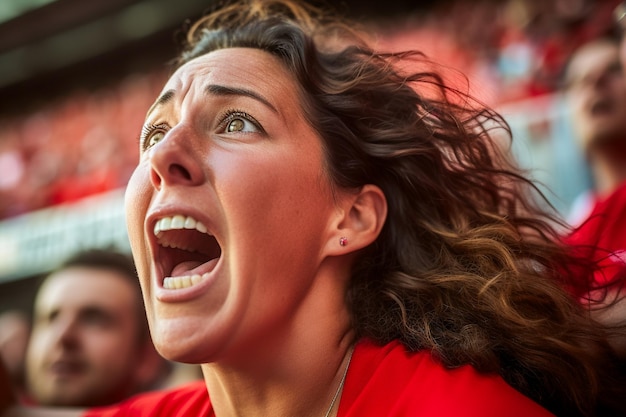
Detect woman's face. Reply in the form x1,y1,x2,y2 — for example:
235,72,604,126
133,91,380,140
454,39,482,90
125,48,341,363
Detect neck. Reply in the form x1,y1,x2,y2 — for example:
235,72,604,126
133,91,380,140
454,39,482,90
201,265,356,417
590,148,626,197
203,336,355,417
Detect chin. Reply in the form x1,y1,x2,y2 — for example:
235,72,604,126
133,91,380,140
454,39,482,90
590,130,623,148
151,324,216,364
156,342,212,365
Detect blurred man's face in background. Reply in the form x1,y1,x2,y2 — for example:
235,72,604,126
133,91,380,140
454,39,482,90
565,39,626,156
25,267,144,407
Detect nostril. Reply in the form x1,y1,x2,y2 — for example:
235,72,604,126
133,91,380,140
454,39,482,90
150,168,163,190
169,163,192,181
148,134,203,187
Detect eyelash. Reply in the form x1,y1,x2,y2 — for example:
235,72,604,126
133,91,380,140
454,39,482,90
139,123,169,152
217,109,264,134
139,109,264,152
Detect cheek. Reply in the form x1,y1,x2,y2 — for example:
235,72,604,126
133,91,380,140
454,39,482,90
570,96,587,119
125,168,151,257
25,332,46,363
87,329,134,359
617,94,626,118
224,158,331,257
125,166,150,220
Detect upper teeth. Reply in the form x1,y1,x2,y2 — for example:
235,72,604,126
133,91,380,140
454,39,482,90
154,215,209,236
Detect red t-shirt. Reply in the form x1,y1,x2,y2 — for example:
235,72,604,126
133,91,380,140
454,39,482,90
83,339,551,417
567,182,626,289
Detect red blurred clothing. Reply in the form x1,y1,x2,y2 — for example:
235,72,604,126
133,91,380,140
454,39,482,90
83,339,551,417
567,182,626,292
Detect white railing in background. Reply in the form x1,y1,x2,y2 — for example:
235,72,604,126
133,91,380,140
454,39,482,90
499,92,592,217
0,188,129,283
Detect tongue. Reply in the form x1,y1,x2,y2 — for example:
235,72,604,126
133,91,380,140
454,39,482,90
171,261,205,277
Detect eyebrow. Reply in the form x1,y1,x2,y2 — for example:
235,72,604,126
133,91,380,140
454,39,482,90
206,84,278,113
146,89,176,117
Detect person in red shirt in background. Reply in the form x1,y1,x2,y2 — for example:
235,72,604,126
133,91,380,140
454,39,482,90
563,34,626,358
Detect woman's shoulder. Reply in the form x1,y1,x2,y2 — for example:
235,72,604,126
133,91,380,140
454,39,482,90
82,381,211,417
339,339,554,417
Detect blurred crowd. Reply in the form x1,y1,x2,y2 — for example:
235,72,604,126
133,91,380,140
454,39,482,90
373,0,622,103
0,72,166,219
0,0,622,220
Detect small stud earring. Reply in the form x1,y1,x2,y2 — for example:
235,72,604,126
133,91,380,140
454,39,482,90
339,237,348,246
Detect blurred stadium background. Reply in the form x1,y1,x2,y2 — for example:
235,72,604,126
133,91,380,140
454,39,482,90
0,0,621,312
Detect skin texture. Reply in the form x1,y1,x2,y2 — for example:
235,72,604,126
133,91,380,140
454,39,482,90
125,47,386,417
25,267,148,407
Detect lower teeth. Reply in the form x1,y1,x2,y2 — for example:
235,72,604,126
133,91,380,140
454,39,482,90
163,273,209,289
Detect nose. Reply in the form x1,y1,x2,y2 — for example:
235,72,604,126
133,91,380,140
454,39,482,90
148,127,205,191
55,317,80,351
593,71,611,89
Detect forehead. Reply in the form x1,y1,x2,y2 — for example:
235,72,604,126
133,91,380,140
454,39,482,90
161,47,302,109
567,41,619,80
36,267,137,313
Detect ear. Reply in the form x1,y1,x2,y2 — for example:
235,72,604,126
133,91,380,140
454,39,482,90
324,184,387,256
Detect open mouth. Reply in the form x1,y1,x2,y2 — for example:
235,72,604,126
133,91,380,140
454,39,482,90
153,214,221,290
590,98,614,116
49,360,87,378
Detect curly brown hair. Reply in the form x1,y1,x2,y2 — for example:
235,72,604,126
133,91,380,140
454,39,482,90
175,1,626,415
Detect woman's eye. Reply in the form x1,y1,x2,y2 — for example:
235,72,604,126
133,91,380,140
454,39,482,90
147,131,165,148
227,118,246,132
222,112,262,134
140,124,169,151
